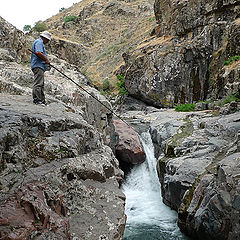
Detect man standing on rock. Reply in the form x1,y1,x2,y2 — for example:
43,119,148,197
31,31,51,105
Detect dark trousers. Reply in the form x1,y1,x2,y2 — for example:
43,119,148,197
32,68,45,104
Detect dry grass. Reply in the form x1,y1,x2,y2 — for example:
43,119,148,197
44,0,156,86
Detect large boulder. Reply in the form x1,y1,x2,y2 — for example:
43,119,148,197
111,119,146,166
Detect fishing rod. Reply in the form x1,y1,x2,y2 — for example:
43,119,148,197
28,48,132,127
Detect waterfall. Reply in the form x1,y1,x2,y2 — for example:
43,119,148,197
121,132,189,240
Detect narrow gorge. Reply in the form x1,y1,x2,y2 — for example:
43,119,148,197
0,0,240,239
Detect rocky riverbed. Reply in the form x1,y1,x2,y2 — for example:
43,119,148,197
121,100,240,240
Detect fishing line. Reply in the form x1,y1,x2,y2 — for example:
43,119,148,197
28,48,131,127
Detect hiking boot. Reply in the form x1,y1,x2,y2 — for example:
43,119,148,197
34,101,46,106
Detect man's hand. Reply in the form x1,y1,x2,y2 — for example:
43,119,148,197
36,52,50,65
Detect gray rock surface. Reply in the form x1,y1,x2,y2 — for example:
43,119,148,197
155,110,240,239
0,94,126,239
0,56,112,145
0,16,28,62
0,17,126,239
122,106,240,240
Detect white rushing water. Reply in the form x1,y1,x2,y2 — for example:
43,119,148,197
121,132,189,240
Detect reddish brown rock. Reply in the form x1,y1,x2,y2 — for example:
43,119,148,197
0,182,71,240
112,119,146,165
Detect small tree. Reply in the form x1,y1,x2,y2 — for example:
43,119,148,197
23,25,32,33
33,21,48,32
59,7,66,12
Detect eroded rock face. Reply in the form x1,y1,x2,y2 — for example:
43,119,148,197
178,153,240,240
152,110,240,239
0,16,28,62
111,119,146,166
0,94,126,239
118,0,240,107
0,182,71,239
48,38,90,68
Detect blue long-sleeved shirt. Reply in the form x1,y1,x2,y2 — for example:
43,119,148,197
31,38,47,71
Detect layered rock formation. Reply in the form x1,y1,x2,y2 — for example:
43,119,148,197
0,16,28,63
118,0,240,107
1,0,240,238
0,95,125,239
121,104,240,240
0,17,126,239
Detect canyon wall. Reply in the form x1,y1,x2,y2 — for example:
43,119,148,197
118,0,240,107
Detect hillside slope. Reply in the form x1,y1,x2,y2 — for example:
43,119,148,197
44,0,156,87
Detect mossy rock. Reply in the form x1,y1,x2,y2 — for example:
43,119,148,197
165,120,194,157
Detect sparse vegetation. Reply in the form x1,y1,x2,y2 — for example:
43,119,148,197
59,7,66,12
224,55,240,65
33,21,48,32
64,15,78,23
174,103,196,112
117,74,128,96
102,78,111,92
95,44,122,62
23,25,32,33
148,16,156,22
218,92,240,106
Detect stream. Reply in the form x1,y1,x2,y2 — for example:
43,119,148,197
121,132,190,240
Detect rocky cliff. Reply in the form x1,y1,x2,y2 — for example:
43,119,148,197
118,0,240,107
0,17,126,239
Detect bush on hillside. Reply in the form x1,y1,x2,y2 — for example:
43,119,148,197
64,15,78,23
59,7,66,12
23,25,32,33
117,74,128,96
33,21,48,32
102,78,111,92
224,55,240,65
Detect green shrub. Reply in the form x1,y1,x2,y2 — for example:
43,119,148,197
175,103,196,112
117,74,128,96
223,94,237,105
148,16,156,22
23,25,32,32
33,21,47,32
224,55,240,65
102,78,111,92
64,15,78,23
217,92,240,106
59,7,66,12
